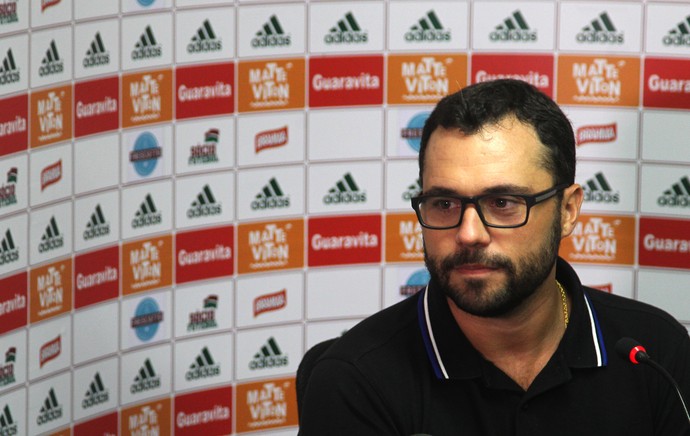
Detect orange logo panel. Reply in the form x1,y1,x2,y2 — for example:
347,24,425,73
556,56,640,107
122,235,173,296
237,219,304,274
385,212,424,263
559,214,635,265
235,376,298,433
30,85,72,148
122,69,173,128
387,54,467,105
30,258,73,323
121,398,171,436
238,58,305,112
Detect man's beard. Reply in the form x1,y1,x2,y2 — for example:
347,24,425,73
424,212,562,318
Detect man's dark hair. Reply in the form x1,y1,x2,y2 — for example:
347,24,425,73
419,79,576,187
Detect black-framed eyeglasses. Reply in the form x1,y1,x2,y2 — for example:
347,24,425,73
411,184,569,229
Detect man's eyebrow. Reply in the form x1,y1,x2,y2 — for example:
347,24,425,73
422,184,532,197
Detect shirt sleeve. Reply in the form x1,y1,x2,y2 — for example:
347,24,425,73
653,330,690,436
298,357,401,435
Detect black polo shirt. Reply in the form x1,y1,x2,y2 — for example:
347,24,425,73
299,258,690,435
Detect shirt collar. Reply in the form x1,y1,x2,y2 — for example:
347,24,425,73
417,257,609,381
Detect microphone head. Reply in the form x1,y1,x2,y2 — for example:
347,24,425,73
615,337,649,365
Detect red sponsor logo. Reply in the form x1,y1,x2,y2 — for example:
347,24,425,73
42,0,59,11
309,55,384,107
74,76,119,138
0,94,28,157
639,217,690,270
255,125,288,153
74,246,119,309
175,62,234,120
471,54,554,97
643,57,690,110
40,159,61,191
74,411,118,436
39,335,61,368
254,289,286,317
576,123,617,146
0,272,27,335
308,214,381,267
176,225,234,284
174,386,232,435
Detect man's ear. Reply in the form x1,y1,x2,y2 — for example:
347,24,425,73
560,184,583,238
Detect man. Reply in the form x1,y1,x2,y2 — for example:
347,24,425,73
298,79,690,435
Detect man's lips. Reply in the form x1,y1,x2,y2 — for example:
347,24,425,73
453,264,499,274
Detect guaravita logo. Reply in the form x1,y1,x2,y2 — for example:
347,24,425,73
39,40,64,77
82,372,109,409
405,10,451,42
187,184,222,218
323,172,366,204
252,178,290,210
0,48,19,85
252,15,291,48
0,1,18,25
131,25,162,60
0,404,17,435
36,388,62,426
657,176,690,207
664,15,690,46
0,347,15,387
187,294,218,332
131,297,163,342
325,12,367,44
402,178,421,201
0,167,17,209
38,216,64,253
583,172,620,203
188,19,222,53
83,204,110,240
0,229,18,265
132,193,162,228
576,12,624,44
249,337,288,370
189,129,219,165
83,32,110,68
130,358,161,394
186,346,220,380
490,10,537,42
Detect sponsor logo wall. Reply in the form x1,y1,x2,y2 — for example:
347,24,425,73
0,0,688,434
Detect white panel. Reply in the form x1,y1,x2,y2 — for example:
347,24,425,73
30,142,72,207
121,13,173,71
175,7,235,63
30,0,72,27
28,316,71,380
563,107,639,160
174,280,234,340
174,171,234,230
121,179,173,240
638,269,690,323
74,190,120,253
237,4,306,57
28,372,71,436
175,116,235,175
307,266,380,319
120,343,172,405
642,111,690,164
558,2,643,53
309,1,384,53
572,264,634,299
645,4,690,55
473,1,555,51
75,133,120,195
72,357,119,421
236,165,304,221
121,290,172,350
74,19,120,79
0,213,27,277
0,329,27,393
576,161,637,214
236,271,303,328
388,1,469,51
173,333,234,393
640,164,690,218
386,159,421,211
235,324,302,380
122,126,173,184
308,161,383,214
0,34,28,97
29,201,72,265
308,108,383,160
383,265,428,308
237,111,305,167
0,154,28,218
30,25,72,88
385,107,432,157
73,301,119,365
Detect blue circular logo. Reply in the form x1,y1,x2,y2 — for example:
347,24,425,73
407,269,430,287
132,132,160,177
404,112,430,152
133,297,161,342
137,0,155,6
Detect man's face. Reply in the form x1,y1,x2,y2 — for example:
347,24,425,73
421,118,563,318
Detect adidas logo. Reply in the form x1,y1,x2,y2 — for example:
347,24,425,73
187,295,218,332
489,10,537,42
130,358,161,394
251,178,290,210
249,337,288,370
323,172,367,204
187,184,221,218
324,12,367,44
189,129,219,165
404,10,451,42
583,172,620,203
131,25,162,60
186,346,220,380
0,49,19,85
188,19,222,53
83,32,110,68
657,176,690,207
663,15,690,46
38,40,64,77
576,12,624,44
38,216,64,253
132,194,162,228
82,372,109,409
402,179,422,201
251,15,291,48
0,347,15,387
0,167,17,208
0,404,17,435
36,388,63,426
83,204,110,240
0,229,18,265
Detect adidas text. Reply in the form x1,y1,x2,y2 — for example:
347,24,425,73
323,191,366,204
489,29,536,42
38,236,63,253
251,34,291,48
131,45,161,60
186,365,220,380
576,31,623,44
0,250,18,265
658,195,690,207
585,191,620,203
132,213,162,228
187,204,221,218
187,39,222,53
83,224,110,240
404,29,451,42
251,197,289,210
130,377,160,394
38,63,63,77
82,391,109,409
0,71,19,85
83,53,110,68
325,31,367,44
663,34,690,46
249,355,288,370
36,408,62,426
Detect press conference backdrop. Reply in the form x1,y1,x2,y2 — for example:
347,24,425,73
0,0,688,434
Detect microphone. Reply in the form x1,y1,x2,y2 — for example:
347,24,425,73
615,337,690,426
